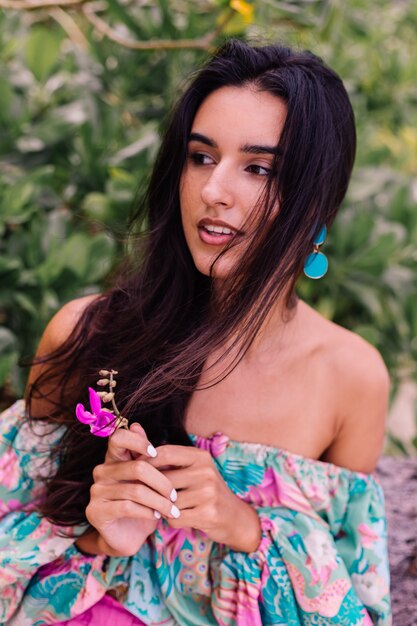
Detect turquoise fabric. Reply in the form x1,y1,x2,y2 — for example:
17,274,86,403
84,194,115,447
0,401,391,625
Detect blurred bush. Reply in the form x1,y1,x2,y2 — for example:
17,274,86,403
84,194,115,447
0,0,416,452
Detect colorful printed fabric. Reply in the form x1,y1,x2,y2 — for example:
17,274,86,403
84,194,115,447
54,594,146,625
0,401,391,625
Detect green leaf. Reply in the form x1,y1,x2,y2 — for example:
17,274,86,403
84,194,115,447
0,257,22,285
36,233,90,285
24,27,62,83
61,233,93,279
13,292,39,318
0,327,17,352
353,324,380,346
0,352,18,388
105,0,148,38
85,234,116,282
0,76,13,122
82,192,113,222
0,182,35,220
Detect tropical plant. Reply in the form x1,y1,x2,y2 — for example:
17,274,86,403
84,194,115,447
0,0,416,452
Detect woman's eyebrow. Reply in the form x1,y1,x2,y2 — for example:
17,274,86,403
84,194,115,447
188,132,281,155
242,143,282,156
188,132,215,147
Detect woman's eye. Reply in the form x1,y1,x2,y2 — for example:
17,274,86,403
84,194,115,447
188,152,214,166
246,164,272,176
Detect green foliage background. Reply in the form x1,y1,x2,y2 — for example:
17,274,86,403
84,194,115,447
1,0,416,452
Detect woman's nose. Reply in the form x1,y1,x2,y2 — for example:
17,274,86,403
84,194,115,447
200,165,234,209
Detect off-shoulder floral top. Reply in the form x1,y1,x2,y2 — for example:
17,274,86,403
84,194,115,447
0,400,391,625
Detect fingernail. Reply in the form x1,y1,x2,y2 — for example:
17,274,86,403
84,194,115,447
170,505,181,519
147,444,157,458
130,423,142,432
170,488,177,502
153,510,161,519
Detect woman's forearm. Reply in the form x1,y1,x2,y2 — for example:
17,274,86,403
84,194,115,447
222,500,262,553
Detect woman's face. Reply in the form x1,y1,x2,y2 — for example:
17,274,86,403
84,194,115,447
180,85,287,279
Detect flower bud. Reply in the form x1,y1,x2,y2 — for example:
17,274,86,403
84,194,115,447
97,378,110,386
103,392,115,403
99,369,110,376
117,416,129,430
109,380,117,388
97,391,107,398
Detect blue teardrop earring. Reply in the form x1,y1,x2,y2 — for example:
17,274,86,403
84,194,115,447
303,225,328,279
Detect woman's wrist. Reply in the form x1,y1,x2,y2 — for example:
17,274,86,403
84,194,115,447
75,528,131,557
223,499,262,553
75,525,155,557
75,529,132,557
95,533,129,557
75,528,104,556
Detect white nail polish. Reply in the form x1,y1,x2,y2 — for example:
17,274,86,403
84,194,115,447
147,444,157,458
170,505,181,519
170,488,177,502
153,510,162,519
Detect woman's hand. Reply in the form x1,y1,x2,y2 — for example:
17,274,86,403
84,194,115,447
148,445,262,553
81,424,179,557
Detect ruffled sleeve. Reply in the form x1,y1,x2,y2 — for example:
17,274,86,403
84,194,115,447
191,434,392,626
254,479,390,626
0,401,128,625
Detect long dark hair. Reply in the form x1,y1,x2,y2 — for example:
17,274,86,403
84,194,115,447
27,39,356,526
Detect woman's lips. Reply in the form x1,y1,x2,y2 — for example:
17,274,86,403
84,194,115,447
198,225,241,246
197,218,243,246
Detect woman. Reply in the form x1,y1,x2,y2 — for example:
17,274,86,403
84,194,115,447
0,39,391,625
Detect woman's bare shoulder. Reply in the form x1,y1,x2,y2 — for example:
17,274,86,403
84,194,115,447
301,300,388,383
301,302,390,472
324,316,388,394
38,294,100,354
25,295,98,410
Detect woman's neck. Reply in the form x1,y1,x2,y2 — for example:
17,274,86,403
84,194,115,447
210,288,300,368
244,291,300,358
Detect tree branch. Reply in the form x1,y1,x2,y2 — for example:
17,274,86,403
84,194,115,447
0,0,235,51
0,0,85,9
82,4,234,51
49,6,89,48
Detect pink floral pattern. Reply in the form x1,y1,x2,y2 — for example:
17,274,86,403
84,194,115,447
0,402,391,626
0,448,20,490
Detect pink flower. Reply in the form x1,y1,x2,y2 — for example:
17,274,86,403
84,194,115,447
352,570,388,605
0,498,21,516
244,467,314,516
76,387,118,437
0,448,20,489
358,523,379,549
210,432,229,457
284,455,298,475
304,529,338,586
193,432,229,457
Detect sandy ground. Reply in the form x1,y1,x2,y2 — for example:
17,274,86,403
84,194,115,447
377,456,417,625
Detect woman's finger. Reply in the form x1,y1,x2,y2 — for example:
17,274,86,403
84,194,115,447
173,487,206,511
161,466,210,490
91,482,181,519
105,423,157,463
93,458,178,502
86,497,157,525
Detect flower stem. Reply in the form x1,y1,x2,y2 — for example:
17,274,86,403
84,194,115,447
109,370,120,415
108,370,128,430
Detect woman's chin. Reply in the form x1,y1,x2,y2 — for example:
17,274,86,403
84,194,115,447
194,257,234,280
